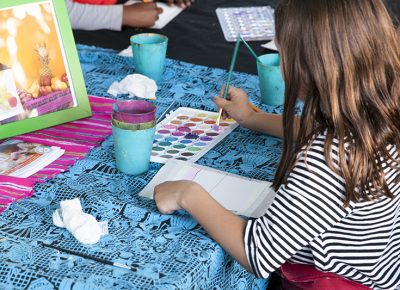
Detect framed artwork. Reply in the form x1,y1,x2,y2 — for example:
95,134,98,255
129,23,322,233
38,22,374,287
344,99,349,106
0,0,91,140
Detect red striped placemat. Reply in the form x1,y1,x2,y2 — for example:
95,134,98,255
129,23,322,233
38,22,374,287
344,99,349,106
0,95,116,213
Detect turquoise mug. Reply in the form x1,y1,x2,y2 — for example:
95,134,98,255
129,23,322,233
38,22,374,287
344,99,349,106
130,33,168,83
112,100,156,175
257,54,285,106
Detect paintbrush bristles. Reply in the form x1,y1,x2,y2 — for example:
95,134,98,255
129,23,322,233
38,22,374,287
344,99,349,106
216,108,223,126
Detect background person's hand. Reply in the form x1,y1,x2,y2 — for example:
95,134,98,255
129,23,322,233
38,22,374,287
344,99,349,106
214,86,255,125
166,0,194,8
122,3,163,28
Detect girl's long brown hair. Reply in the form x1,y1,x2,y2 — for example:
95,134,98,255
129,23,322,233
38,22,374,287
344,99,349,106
272,0,400,206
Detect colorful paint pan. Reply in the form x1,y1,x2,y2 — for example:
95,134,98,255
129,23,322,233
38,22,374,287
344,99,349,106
187,147,201,152
160,155,173,159
192,130,205,135
180,139,193,144
158,129,170,135
206,132,219,137
200,136,213,142
176,157,188,161
153,146,164,152
184,133,199,140
184,123,196,127
172,131,185,137
190,117,202,123
194,142,207,147
151,107,238,164
181,152,195,157
164,124,177,130
197,124,210,130
165,137,178,142
173,144,186,150
212,126,225,133
177,126,191,133
219,123,230,127
159,141,172,147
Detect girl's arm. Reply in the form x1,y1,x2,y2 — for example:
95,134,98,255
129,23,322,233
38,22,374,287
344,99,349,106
241,112,285,138
214,86,300,139
65,0,162,31
65,0,124,31
154,181,253,272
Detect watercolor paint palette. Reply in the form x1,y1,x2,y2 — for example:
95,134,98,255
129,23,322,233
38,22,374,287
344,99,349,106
151,107,238,164
216,6,275,42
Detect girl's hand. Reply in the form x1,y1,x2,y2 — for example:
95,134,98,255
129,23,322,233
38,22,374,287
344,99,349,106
166,0,194,8
154,180,200,214
213,86,255,126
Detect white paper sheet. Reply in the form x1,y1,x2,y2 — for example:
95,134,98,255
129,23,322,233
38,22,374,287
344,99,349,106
140,159,276,218
261,39,278,51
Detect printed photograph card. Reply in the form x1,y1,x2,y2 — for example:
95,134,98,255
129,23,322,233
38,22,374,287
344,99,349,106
0,0,91,139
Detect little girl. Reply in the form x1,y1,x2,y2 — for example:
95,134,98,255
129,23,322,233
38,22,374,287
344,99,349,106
154,0,400,288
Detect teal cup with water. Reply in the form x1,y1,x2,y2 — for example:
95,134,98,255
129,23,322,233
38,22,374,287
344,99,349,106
257,54,285,106
130,33,168,83
112,100,156,175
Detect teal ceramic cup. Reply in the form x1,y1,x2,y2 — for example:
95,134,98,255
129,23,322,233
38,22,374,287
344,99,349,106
130,33,168,83
257,54,285,106
112,100,156,175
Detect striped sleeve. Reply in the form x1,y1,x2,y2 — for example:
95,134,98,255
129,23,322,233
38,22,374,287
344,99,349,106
244,136,354,278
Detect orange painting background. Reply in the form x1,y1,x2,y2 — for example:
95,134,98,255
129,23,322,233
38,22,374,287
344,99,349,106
0,2,67,90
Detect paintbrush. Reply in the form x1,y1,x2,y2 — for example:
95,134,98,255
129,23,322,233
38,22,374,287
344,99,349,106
239,35,260,63
156,101,176,124
40,241,137,272
216,35,262,125
249,102,262,113
216,35,241,126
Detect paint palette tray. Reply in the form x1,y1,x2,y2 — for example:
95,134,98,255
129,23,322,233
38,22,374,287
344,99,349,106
151,107,238,164
216,6,275,42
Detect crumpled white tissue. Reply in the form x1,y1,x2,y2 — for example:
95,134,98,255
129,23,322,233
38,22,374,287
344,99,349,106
119,47,132,57
52,198,102,244
107,73,157,100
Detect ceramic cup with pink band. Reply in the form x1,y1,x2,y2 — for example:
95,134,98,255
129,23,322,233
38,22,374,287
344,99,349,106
112,100,156,175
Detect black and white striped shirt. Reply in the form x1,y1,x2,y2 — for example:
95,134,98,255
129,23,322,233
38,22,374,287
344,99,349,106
244,134,400,289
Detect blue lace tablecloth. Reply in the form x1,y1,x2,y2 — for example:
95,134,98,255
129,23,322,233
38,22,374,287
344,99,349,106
0,45,284,289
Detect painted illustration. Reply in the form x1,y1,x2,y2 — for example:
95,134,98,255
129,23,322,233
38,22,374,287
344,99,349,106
0,1,75,124
0,140,49,175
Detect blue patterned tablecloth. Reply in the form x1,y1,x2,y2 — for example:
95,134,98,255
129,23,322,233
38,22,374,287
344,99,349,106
0,45,284,289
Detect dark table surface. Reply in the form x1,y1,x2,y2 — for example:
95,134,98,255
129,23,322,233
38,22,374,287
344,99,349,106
73,0,276,75
73,0,399,75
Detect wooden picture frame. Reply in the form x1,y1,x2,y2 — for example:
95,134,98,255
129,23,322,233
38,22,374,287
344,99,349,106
0,0,91,140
